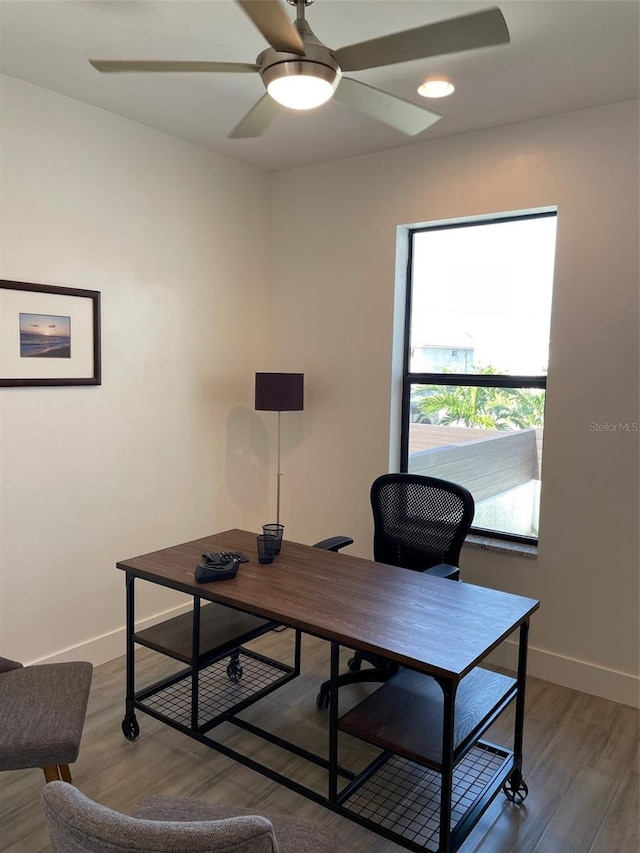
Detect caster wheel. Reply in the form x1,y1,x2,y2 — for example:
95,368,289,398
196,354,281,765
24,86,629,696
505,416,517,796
121,717,140,741
226,662,243,683
347,657,362,672
502,776,529,803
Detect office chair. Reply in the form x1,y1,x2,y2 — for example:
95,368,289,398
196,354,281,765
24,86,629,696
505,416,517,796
42,781,338,853
316,473,475,709
0,655,92,783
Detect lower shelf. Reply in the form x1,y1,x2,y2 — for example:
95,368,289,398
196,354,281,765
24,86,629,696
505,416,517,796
338,666,516,770
341,742,512,853
136,648,295,731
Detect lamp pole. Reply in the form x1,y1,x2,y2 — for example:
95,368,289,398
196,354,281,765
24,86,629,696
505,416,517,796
276,410,282,528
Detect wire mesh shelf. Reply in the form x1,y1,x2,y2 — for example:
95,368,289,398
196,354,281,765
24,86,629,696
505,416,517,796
343,742,511,851
138,649,293,729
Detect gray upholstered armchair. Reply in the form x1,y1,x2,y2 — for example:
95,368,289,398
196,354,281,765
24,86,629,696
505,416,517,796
0,655,92,783
42,781,338,852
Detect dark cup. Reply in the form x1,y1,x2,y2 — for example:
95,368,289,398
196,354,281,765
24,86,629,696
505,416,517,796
257,534,278,564
262,524,284,554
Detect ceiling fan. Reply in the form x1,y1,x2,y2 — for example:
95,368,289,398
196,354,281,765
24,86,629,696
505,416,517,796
89,0,509,139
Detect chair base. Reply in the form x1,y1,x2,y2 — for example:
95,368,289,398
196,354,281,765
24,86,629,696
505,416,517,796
316,664,397,709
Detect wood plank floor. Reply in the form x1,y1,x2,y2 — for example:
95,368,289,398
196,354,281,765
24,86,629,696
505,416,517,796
1,629,638,852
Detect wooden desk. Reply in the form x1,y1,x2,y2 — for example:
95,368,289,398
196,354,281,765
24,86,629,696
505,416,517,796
117,529,539,853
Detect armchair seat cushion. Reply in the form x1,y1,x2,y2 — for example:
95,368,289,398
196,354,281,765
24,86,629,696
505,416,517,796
42,783,338,853
134,796,338,853
0,661,92,771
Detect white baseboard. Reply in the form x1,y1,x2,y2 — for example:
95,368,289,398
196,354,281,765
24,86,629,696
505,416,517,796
487,641,640,708
31,602,193,667
35,607,639,709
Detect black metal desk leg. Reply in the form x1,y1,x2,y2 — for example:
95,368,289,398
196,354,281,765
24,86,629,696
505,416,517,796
294,628,302,676
121,573,140,741
438,676,458,853
190,596,202,731
328,641,340,803
503,619,530,803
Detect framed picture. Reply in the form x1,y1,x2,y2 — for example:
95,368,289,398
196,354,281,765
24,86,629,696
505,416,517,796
0,280,101,386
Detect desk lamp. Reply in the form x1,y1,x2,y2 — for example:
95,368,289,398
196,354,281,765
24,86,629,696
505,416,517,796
255,372,304,527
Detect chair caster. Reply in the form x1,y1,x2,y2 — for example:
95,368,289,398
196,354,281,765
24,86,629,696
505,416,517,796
226,661,243,683
121,716,140,741
316,689,330,710
502,775,529,803
347,656,362,672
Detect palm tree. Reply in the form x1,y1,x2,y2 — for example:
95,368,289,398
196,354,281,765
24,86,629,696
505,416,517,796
417,367,545,430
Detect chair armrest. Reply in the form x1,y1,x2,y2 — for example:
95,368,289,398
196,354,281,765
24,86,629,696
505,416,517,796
312,536,354,552
424,563,460,581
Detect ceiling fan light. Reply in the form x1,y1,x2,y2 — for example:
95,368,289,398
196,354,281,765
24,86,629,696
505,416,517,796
268,75,334,109
418,78,455,99
263,61,340,110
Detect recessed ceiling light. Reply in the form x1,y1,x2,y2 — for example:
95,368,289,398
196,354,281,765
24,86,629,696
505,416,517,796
418,78,455,99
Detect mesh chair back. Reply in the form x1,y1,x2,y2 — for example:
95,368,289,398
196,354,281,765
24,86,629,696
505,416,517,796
371,474,475,571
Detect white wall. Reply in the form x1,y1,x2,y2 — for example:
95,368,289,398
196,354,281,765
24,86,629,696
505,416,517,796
1,76,637,707
0,76,272,664
270,100,639,706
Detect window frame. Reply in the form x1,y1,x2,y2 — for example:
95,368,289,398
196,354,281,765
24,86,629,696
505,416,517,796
400,211,556,546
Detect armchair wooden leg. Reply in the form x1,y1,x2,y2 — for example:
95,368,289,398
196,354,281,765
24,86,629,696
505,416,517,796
43,766,61,782
42,765,72,783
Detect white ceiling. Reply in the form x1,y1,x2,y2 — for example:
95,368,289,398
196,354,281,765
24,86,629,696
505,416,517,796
1,0,638,171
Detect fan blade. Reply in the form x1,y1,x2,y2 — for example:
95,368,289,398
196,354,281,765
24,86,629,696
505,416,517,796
228,94,281,138
89,60,259,73
236,0,304,55
334,77,440,136
335,7,509,72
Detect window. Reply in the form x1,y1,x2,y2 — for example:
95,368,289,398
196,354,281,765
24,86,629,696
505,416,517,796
401,211,557,544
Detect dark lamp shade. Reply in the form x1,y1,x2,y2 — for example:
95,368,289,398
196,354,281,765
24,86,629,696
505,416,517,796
255,373,304,412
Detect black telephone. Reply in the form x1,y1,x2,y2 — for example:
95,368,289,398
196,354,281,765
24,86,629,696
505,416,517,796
194,552,242,583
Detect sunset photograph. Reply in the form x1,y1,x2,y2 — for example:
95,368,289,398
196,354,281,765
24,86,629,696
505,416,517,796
19,312,71,358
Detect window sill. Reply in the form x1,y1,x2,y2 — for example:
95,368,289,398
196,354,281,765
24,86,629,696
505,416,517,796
465,534,538,559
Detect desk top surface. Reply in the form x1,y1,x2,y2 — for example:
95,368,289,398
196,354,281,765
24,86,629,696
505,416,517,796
117,529,539,681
